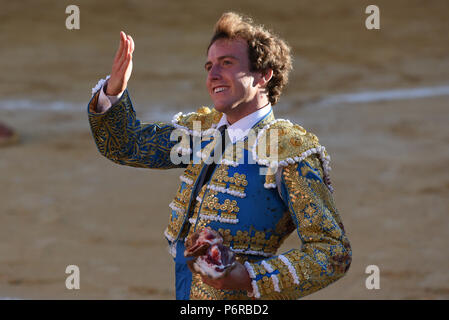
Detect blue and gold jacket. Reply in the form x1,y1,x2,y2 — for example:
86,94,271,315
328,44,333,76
87,88,352,300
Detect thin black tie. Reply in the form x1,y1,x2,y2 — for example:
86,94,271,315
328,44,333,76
188,125,228,217
201,125,228,186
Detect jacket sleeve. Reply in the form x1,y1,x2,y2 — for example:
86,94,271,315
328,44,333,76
244,155,352,299
87,88,188,169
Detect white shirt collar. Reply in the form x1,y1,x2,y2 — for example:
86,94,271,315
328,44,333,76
215,104,272,143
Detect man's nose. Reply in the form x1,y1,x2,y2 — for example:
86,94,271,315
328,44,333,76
208,64,222,81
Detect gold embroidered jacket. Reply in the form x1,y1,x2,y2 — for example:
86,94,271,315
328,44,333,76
87,89,352,300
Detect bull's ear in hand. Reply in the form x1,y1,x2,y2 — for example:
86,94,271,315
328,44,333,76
184,231,200,257
185,243,210,258
184,227,223,257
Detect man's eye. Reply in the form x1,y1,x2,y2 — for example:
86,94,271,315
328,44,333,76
223,60,232,65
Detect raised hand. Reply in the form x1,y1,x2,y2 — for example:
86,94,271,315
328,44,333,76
106,31,135,96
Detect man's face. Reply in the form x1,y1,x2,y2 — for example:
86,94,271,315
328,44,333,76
205,38,261,115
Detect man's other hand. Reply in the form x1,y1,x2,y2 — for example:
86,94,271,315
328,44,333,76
106,31,135,96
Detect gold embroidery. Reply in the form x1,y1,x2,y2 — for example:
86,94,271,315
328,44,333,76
249,231,267,252
216,166,228,180
255,119,322,165
233,173,247,187
218,228,233,246
200,193,240,222
183,163,202,181
233,230,250,250
283,164,314,216
212,166,249,197
176,107,222,132
194,217,209,233
293,124,307,135
259,275,276,296
213,112,222,123
166,213,185,240
289,136,303,147
265,235,280,255
189,273,253,300
308,178,336,213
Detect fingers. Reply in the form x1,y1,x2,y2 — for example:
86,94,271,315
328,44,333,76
117,35,129,67
109,31,134,91
118,42,132,75
113,31,126,62
127,35,135,54
114,32,134,68
117,33,135,68
127,37,132,56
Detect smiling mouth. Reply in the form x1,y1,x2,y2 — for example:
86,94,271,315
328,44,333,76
213,87,228,94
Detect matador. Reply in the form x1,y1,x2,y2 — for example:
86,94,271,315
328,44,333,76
87,12,352,300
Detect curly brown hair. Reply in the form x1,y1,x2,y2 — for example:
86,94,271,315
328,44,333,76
208,12,293,105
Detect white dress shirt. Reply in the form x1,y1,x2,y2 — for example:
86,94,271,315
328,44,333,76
215,104,272,143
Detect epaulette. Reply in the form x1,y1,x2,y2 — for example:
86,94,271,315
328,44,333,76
172,107,223,136
252,119,333,193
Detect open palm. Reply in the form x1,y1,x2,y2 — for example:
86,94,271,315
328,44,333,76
106,31,135,96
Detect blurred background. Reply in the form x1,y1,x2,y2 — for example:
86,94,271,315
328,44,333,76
0,0,448,299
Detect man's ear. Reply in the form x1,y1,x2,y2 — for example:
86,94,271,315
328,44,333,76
258,69,273,87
